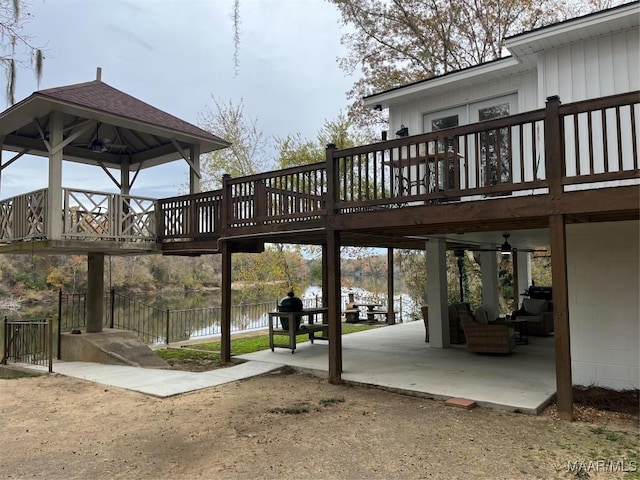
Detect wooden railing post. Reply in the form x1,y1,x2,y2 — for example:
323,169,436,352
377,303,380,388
545,95,573,420
325,144,337,216
255,180,267,224
221,174,232,234
545,95,564,203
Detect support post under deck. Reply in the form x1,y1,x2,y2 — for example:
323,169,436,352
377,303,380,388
86,253,104,333
220,241,232,363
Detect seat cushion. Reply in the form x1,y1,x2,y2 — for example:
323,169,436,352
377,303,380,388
523,298,548,315
473,308,489,324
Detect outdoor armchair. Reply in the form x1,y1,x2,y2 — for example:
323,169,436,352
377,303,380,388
459,311,516,354
512,298,554,336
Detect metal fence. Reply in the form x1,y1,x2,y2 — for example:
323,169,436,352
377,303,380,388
2,317,53,371
56,289,422,347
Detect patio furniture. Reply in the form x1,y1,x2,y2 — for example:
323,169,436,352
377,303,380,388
459,311,516,354
448,302,469,344
268,308,328,354
512,297,554,336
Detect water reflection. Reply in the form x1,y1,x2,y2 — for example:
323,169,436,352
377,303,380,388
2,286,421,345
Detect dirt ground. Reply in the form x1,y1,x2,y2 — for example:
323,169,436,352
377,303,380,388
0,370,638,480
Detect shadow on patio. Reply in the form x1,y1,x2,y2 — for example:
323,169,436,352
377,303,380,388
236,321,556,414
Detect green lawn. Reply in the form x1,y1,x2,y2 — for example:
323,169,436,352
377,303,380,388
156,323,383,365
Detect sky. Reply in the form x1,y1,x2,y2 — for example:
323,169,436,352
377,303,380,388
1,0,355,199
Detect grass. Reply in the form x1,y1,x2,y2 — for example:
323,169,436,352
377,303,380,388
319,396,345,406
155,323,383,367
181,323,382,355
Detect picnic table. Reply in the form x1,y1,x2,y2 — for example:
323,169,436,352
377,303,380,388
268,307,329,353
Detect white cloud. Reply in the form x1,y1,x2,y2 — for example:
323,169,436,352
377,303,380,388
3,0,354,199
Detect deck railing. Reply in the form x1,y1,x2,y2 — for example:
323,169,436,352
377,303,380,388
157,189,223,241
560,92,639,190
156,92,638,241
225,163,327,228
331,108,548,213
0,188,157,243
0,188,47,241
63,188,156,241
0,93,636,246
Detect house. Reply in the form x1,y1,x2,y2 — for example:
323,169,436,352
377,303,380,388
0,3,637,420
362,1,639,394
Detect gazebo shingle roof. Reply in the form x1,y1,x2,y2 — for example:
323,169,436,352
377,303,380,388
38,80,229,145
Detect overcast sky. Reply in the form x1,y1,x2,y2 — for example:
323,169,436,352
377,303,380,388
1,0,355,199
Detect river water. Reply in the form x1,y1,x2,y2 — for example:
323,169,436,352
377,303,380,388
1,285,420,343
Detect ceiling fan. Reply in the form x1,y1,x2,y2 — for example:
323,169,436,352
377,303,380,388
73,123,127,153
458,233,547,255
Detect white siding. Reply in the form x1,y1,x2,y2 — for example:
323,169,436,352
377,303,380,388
567,221,640,390
388,71,537,137
540,28,640,104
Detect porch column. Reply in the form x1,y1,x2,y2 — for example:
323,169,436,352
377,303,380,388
327,229,342,383
120,157,131,196
545,95,573,420
189,144,201,194
426,238,449,347
220,240,232,363
321,243,328,306
480,251,499,319
86,253,104,333
387,248,395,324
516,251,531,305
550,214,573,420
47,111,63,240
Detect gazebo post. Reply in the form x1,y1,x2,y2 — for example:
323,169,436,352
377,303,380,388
86,252,104,333
46,111,63,240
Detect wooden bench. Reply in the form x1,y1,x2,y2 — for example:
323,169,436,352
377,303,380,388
268,308,328,353
365,309,398,324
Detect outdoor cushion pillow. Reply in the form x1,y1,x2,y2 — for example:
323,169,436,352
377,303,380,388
523,298,548,315
473,308,489,324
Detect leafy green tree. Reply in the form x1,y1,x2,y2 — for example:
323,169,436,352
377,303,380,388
275,113,374,169
232,246,309,303
198,97,270,190
330,0,611,128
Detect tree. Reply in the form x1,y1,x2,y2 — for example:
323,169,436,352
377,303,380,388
197,97,271,190
232,245,309,303
275,113,375,169
329,0,616,128
1,0,44,105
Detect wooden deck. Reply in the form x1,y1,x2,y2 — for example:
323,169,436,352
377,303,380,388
0,92,638,254
158,92,639,253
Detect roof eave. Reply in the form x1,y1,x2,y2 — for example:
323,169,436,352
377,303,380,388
363,57,521,108
0,94,230,154
505,2,639,57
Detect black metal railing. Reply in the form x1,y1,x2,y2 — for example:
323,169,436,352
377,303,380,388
56,289,420,348
2,317,53,372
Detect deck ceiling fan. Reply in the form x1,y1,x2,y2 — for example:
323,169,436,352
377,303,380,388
462,233,547,255
73,122,127,153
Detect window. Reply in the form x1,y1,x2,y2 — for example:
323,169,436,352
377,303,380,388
421,94,518,190
431,114,459,131
478,103,510,121
477,102,511,185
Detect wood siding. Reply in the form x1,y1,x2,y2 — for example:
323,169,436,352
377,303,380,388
540,28,639,105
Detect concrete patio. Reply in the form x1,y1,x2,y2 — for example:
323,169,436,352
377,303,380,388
237,320,557,414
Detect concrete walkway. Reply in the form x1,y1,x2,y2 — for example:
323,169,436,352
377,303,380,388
15,321,556,413
237,320,557,414
17,360,284,398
